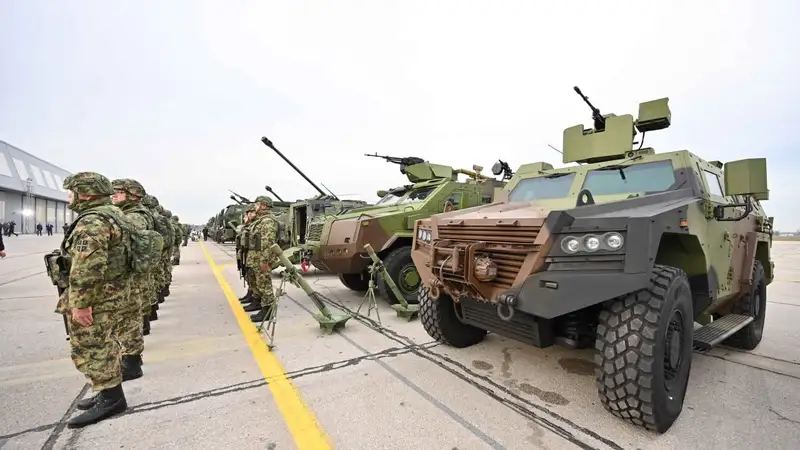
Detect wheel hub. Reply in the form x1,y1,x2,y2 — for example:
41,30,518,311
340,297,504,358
663,309,684,391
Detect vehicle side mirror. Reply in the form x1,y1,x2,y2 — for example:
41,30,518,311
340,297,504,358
723,158,769,200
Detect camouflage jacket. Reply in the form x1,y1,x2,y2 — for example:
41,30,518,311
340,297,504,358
170,222,181,247
245,213,277,268
57,204,132,313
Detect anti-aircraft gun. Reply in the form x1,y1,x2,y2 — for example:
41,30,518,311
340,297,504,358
410,86,773,434
260,136,371,265
307,153,511,305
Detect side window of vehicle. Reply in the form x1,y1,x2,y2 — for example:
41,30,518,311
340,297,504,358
702,169,724,198
481,194,492,204
444,192,462,212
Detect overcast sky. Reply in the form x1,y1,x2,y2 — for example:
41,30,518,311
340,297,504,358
1,1,798,228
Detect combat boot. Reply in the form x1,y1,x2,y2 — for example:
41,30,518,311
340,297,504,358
157,292,165,305
162,285,170,298
243,300,262,312
149,305,158,321
76,392,101,410
238,290,253,303
250,307,273,323
142,316,150,336
121,355,143,381
67,384,127,429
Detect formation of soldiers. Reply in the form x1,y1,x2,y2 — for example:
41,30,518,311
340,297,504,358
234,196,280,323
44,172,191,429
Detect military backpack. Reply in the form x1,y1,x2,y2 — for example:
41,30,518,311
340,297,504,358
70,209,165,274
152,214,174,256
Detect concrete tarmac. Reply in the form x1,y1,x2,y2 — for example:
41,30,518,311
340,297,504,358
1,235,799,449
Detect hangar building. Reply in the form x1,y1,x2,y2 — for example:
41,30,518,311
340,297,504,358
0,140,74,234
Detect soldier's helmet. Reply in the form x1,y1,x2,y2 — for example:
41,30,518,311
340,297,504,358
143,194,159,208
63,172,114,196
245,204,257,212
164,209,173,218
254,195,273,207
156,205,165,214
112,178,146,198
172,215,180,222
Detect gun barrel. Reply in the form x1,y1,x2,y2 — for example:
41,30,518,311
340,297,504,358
261,136,326,197
264,186,286,202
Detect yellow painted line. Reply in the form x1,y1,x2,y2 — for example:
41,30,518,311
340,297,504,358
199,242,331,450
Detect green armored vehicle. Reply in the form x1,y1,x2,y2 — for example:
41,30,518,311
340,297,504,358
411,88,773,434
260,136,371,264
229,189,293,249
307,154,510,303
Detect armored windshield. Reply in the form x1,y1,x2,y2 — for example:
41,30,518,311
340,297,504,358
509,173,576,202
582,160,676,196
376,185,438,206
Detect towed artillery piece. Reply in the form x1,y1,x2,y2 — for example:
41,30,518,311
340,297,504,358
411,87,774,433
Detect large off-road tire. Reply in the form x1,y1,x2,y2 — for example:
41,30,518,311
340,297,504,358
419,286,487,348
338,272,369,292
378,246,421,305
724,260,767,350
595,265,694,434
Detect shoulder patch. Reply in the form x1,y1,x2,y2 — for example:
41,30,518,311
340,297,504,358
74,238,91,253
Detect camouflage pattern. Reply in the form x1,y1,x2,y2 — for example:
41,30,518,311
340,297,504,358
68,311,124,391
59,172,131,392
170,216,181,261
308,160,505,303
181,223,190,246
112,178,155,356
410,94,774,434
145,197,172,293
245,207,278,307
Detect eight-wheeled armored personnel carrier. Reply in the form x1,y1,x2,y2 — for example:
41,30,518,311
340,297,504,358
411,89,773,433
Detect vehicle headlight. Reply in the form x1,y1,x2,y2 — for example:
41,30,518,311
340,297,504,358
584,235,601,252
417,228,432,243
605,232,624,250
559,232,625,254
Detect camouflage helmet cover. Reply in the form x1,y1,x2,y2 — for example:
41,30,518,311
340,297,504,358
163,209,172,218
245,204,257,212
143,194,158,208
63,172,113,196
254,195,273,207
156,205,165,214
172,215,180,222
112,178,146,198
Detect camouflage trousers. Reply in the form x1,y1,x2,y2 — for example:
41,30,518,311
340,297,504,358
172,245,180,262
115,307,144,356
136,273,156,317
252,267,276,308
68,311,124,392
160,252,172,287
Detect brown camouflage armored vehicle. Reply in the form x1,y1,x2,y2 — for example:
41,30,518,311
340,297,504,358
411,89,773,433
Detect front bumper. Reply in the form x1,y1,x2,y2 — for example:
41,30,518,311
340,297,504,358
504,270,650,319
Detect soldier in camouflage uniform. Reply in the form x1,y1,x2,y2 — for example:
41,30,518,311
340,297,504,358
245,196,279,323
110,179,154,380
58,172,131,428
170,215,181,265
239,205,260,307
141,194,167,324
182,223,190,246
